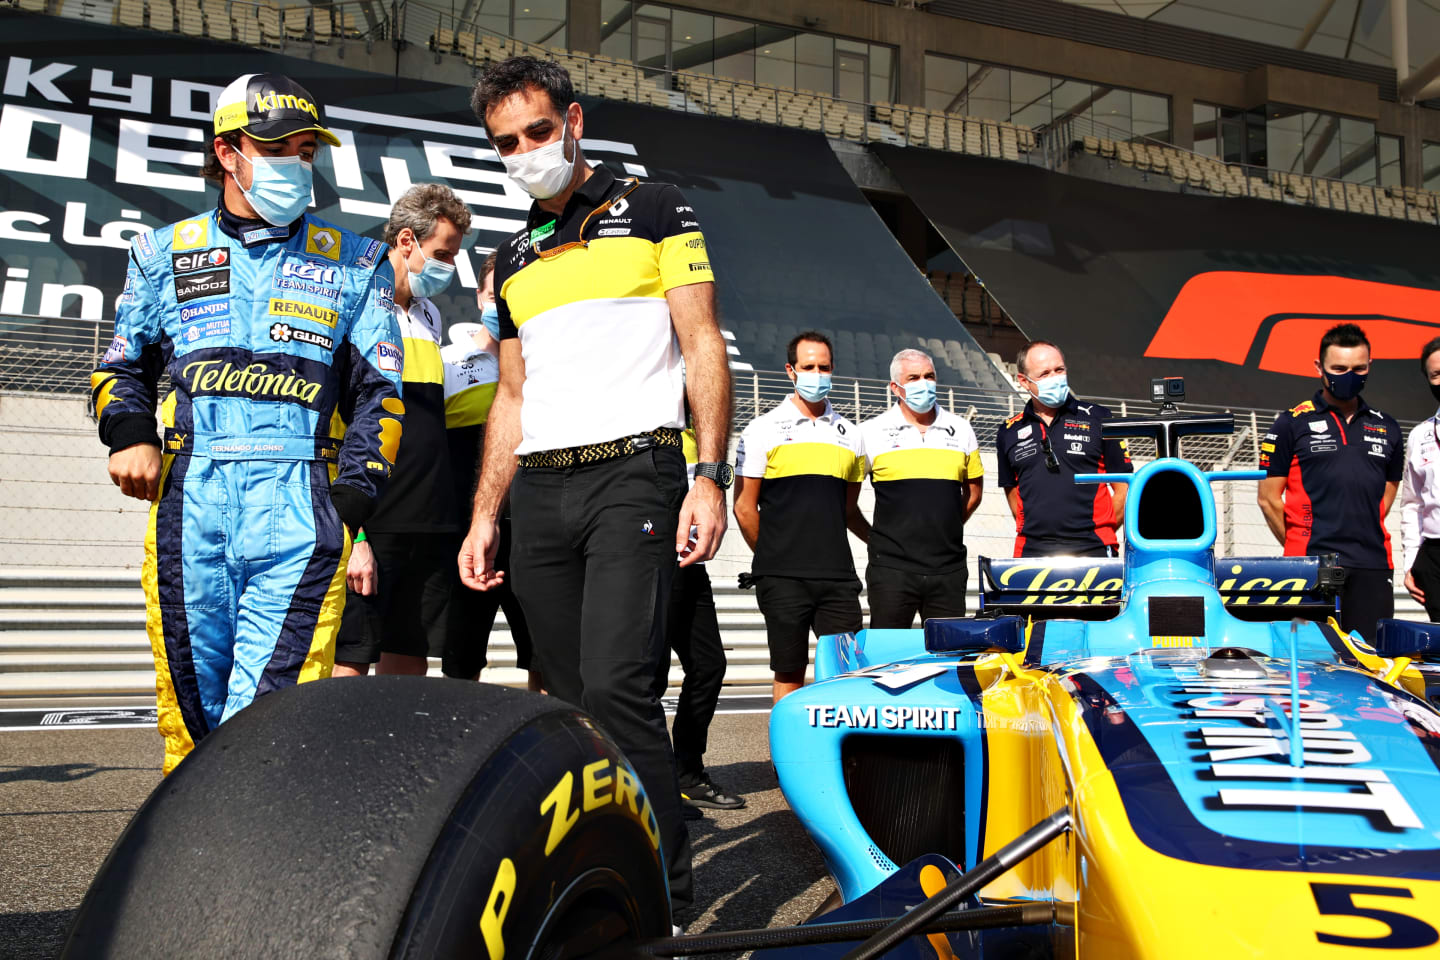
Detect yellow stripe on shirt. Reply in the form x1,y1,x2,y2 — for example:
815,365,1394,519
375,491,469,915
766,441,864,482
872,447,983,482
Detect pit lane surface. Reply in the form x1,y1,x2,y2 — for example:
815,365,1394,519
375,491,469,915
0,693,830,959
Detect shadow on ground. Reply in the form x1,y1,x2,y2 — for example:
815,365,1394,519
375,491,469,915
0,764,146,785
0,909,75,960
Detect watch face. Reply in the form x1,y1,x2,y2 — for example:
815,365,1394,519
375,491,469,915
719,462,735,487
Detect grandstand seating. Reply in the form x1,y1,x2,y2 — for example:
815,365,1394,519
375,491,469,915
1075,134,1438,224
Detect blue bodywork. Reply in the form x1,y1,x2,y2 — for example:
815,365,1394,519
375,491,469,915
770,453,1440,914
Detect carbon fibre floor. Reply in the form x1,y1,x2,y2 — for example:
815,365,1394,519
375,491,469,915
0,691,831,960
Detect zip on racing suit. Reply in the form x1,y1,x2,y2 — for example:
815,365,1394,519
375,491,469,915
91,203,405,773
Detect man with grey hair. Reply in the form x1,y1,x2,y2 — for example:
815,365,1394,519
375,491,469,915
335,183,472,676
859,348,983,627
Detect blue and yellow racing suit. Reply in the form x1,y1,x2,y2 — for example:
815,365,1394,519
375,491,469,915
90,204,404,773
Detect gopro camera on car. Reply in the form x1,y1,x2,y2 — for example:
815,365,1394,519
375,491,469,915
1151,377,1185,405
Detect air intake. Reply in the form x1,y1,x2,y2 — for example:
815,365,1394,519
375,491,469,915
842,735,966,868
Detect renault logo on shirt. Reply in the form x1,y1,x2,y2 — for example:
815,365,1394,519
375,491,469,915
305,225,342,261
269,298,338,328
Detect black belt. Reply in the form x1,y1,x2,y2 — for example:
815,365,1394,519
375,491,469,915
518,427,681,469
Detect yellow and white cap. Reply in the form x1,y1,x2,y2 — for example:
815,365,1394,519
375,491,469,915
213,72,340,146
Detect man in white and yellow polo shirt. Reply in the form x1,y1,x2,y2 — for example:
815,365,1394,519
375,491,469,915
334,183,470,677
860,348,983,628
735,331,868,703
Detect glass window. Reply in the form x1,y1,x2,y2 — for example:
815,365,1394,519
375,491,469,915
472,0,509,41
1050,78,1092,127
1301,112,1340,178
868,45,894,104
1378,134,1402,188
633,14,669,70
1010,69,1052,128
923,53,967,113
514,0,566,47
795,32,833,94
968,64,1008,121
1425,143,1440,192
1266,106,1303,171
671,10,713,73
1193,103,1219,157
1092,88,1131,139
600,0,630,60
835,47,867,104
713,19,756,83
755,34,793,89
1133,92,1169,140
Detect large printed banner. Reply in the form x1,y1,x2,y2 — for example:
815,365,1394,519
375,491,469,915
875,144,1440,421
1,11,995,385
0,13,651,326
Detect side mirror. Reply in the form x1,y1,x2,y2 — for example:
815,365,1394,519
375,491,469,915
924,616,1024,655
1372,619,1440,660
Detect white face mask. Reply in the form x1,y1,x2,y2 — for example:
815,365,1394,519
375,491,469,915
498,109,580,200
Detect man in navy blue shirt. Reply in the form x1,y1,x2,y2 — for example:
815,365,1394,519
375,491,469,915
996,341,1131,557
1259,323,1402,642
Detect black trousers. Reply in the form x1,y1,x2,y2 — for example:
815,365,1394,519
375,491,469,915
654,564,727,782
509,446,693,913
866,563,968,629
1411,539,1440,622
443,519,534,678
1339,566,1395,643
1020,539,1114,559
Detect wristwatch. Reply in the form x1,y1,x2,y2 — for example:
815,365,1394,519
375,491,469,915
694,461,735,489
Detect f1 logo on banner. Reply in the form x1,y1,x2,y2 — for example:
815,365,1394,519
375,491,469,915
1144,271,1440,376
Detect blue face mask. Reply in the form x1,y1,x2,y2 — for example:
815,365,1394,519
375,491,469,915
795,370,831,402
234,152,313,226
407,245,456,299
480,303,501,339
1323,368,1368,401
902,379,937,413
1033,373,1069,408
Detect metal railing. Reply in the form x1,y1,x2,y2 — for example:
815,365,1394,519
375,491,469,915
1054,113,1440,226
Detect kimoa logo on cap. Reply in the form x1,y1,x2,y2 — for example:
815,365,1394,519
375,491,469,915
253,91,320,121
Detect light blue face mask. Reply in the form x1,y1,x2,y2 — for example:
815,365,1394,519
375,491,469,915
234,152,313,226
480,302,501,339
407,245,457,299
1033,373,1070,408
795,370,832,402
902,378,937,413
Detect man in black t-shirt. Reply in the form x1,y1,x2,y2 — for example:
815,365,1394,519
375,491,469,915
334,185,471,676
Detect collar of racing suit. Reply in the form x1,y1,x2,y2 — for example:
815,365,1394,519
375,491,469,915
215,199,305,247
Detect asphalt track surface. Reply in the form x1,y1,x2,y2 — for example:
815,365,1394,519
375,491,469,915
0,691,832,960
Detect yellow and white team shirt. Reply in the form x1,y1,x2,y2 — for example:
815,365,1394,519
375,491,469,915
364,294,454,532
736,398,864,579
860,403,982,575
441,322,499,514
493,166,713,455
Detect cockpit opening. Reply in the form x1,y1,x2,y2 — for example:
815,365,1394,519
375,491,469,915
1136,468,1204,541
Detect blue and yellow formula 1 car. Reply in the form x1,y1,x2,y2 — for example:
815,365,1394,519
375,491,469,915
61,401,1440,960
767,402,1440,959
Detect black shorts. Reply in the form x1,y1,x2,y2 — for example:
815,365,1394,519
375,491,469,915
866,563,968,629
444,517,534,678
755,575,863,674
336,531,456,664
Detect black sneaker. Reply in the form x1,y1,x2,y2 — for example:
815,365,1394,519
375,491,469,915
682,803,704,821
679,775,747,810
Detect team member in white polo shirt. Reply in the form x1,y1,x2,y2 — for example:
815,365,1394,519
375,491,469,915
1401,337,1440,622
734,331,867,703
459,57,730,916
860,349,983,628
334,184,469,677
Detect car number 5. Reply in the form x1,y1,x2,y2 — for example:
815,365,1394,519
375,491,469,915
1311,882,1439,949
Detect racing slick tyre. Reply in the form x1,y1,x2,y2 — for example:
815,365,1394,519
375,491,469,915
61,677,671,960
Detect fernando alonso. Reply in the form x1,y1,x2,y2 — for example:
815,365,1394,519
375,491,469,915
91,73,405,774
